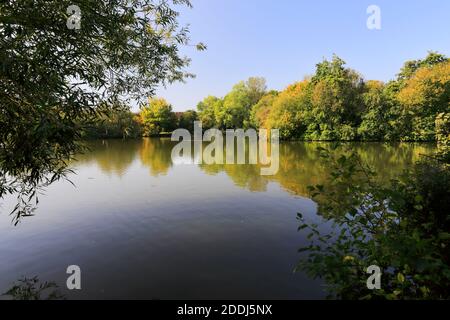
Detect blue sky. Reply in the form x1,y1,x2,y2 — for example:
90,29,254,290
155,0,450,111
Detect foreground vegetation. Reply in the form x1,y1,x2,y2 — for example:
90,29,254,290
296,114,450,299
3,277,64,300
0,0,204,222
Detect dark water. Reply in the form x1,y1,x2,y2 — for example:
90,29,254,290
0,139,435,299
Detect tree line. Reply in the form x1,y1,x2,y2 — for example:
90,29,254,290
93,51,448,142
197,52,449,141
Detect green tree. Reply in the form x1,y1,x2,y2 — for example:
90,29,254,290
307,55,365,141
197,96,223,129
193,52,448,143
0,0,202,223
216,77,267,129
387,52,448,141
82,104,141,139
140,98,177,135
436,113,450,162
219,82,252,129
357,81,393,141
397,51,448,82
266,81,310,139
244,77,268,106
178,109,198,132
250,90,278,129
397,61,450,141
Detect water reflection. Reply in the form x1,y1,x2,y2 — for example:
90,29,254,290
0,138,436,299
76,139,141,177
139,138,175,176
76,138,435,198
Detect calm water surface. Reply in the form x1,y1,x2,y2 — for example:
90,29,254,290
0,139,435,299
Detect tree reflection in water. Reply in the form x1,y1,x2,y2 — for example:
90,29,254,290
76,138,435,199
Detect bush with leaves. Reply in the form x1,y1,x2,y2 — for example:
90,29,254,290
139,97,177,136
82,104,142,139
3,277,65,300
0,0,203,223
435,113,450,162
296,146,450,299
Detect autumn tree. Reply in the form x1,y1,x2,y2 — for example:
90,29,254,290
397,51,448,82
250,90,278,129
194,52,448,143
140,98,177,136
397,61,450,141
266,82,310,139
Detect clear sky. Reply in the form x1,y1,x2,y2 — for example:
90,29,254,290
155,0,450,111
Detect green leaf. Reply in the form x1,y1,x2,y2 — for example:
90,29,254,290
196,42,207,51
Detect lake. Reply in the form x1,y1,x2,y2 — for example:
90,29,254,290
0,139,435,299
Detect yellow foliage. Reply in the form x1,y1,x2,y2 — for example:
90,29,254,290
398,61,450,111
365,80,384,91
265,80,310,137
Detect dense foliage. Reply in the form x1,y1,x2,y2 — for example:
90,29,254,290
196,52,449,142
436,113,450,162
296,115,450,300
139,97,178,136
82,105,141,139
0,0,202,222
86,52,448,142
177,109,198,132
197,77,267,130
